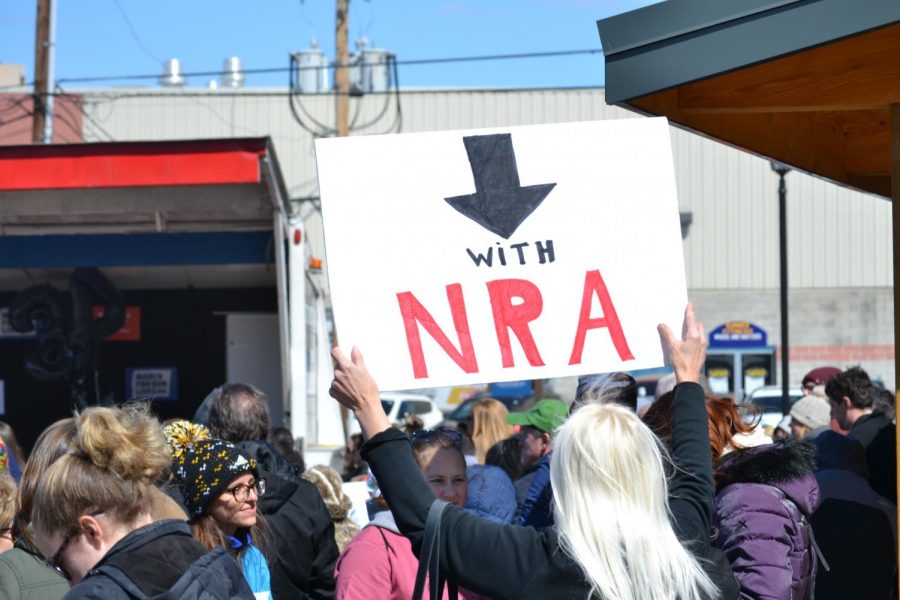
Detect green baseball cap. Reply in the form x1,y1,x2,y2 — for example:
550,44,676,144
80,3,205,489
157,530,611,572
506,399,568,433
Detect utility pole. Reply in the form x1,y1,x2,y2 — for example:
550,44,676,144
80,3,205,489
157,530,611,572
335,0,350,137
32,0,50,143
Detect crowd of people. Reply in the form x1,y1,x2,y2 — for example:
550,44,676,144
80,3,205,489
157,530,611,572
0,304,895,599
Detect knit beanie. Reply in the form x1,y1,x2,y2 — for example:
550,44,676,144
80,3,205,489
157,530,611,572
790,396,831,430
170,437,257,518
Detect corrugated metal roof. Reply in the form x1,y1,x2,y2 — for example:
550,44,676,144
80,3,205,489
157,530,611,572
70,87,893,290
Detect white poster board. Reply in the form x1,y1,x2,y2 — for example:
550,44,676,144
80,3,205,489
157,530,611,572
317,119,687,391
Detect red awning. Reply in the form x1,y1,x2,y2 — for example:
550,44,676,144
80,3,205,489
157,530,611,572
0,138,268,191
0,137,289,235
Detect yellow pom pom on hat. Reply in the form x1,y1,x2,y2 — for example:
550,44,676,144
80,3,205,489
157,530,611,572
162,420,211,460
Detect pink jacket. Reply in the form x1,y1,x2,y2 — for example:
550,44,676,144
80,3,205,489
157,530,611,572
335,511,486,600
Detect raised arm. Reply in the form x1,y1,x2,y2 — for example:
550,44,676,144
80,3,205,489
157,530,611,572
330,348,553,599
658,304,715,544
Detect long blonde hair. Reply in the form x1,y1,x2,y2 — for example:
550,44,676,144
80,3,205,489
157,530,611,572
0,472,15,532
469,399,513,464
32,404,171,535
552,402,717,600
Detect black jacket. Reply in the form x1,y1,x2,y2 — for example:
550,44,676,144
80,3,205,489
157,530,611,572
361,382,740,600
234,440,338,600
811,431,897,600
64,519,254,600
848,411,897,504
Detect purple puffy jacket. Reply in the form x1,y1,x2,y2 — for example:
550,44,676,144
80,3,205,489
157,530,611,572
713,441,820,600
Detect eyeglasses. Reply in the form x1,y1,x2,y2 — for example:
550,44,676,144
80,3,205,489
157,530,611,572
409,428,463,448
43,510,104,581
45,526,79,581
225,478,266,503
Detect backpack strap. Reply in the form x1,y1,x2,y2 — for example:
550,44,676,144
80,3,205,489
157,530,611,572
376,526,391,552
412,499,457,600
803,514,830,572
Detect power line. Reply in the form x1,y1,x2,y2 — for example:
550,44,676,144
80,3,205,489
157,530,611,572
29,84,601,100
109,0,162,65
54,85,116,141
55,48,602,85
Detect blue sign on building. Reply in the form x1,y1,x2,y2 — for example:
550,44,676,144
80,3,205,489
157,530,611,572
708,322,768,348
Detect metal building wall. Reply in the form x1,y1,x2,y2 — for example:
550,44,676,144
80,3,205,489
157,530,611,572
75,87,893,291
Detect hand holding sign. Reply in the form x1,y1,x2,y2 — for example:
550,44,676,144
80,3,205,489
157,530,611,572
330,347,390,439
657,303,706,384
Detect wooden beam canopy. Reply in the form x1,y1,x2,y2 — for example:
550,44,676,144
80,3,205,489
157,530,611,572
624,21,900,198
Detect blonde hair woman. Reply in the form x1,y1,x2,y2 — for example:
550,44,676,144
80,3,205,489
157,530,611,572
467,399,514,464
330,305,740,600
0,472,14,553
29,406,254,597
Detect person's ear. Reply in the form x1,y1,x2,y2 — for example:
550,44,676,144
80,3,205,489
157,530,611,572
842,396,853,410
77,515,105,550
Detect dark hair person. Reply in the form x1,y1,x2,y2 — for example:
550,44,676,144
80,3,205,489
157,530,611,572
330,305,738,600
645,392,819,599
29,405,254,597
208,383,270,441
485,436,524,482
269,427,306,472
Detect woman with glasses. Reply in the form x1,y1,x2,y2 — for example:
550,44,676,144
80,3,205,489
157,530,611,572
330,305,740,600
29,405,255,599
171,435,272,600
335,428,485,599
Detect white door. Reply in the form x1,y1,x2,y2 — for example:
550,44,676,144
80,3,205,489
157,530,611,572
226,313,285,429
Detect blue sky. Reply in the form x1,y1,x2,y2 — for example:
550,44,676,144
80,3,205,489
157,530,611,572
1,0,658,89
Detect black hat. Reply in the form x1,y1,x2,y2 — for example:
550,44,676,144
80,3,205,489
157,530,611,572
172,438,257,518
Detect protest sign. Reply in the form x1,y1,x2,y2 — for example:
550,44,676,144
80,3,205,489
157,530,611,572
316,118,687,391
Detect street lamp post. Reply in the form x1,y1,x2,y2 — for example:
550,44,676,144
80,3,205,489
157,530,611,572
771,161,792,417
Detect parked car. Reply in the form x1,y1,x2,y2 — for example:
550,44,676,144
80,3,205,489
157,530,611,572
741,385,804,431
347,392,444,435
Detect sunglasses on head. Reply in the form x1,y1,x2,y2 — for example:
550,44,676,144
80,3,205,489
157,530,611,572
408,428,463,448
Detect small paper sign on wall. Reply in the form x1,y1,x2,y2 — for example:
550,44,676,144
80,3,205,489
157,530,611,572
316,119,687,391
126,367,178,401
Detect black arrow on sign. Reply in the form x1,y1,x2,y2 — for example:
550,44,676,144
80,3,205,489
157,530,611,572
444,134,556,239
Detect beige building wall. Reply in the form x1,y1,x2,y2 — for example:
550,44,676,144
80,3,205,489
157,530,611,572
73,86,894,386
